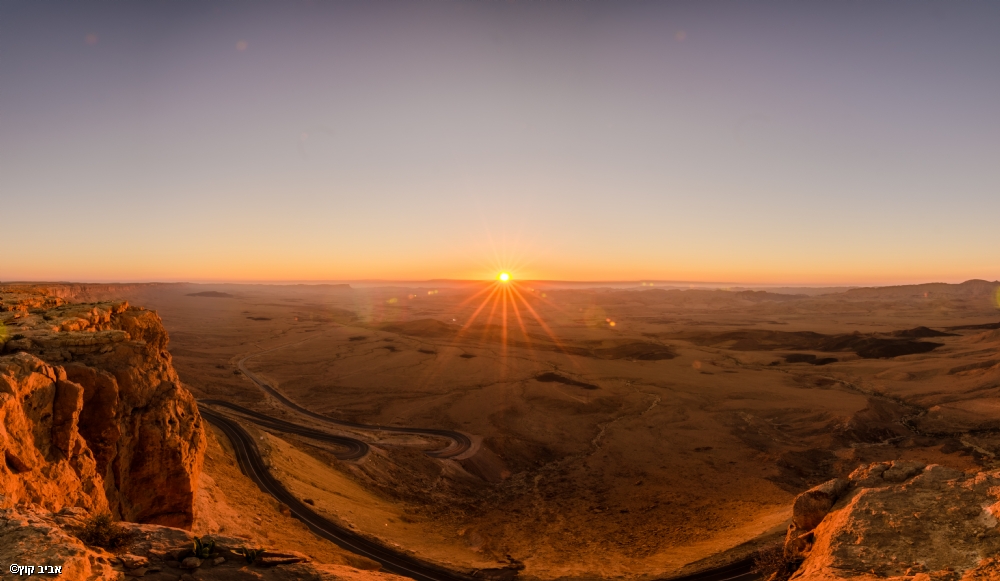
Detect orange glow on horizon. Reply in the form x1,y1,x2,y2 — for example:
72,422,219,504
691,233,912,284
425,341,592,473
4,249,997,288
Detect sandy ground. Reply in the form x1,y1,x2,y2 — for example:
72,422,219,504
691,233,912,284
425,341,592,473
85,280,999,580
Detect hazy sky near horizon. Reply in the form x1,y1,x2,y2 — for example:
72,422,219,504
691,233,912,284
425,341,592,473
1,1,998,284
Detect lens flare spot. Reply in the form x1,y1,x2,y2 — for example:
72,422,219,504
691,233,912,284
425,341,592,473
498,272,511,282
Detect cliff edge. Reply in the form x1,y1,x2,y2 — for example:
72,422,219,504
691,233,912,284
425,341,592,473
0,284,403,581
1,285,205,527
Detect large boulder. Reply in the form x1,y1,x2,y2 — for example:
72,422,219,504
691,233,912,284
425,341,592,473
783,478,849,560
790,464,1000,580
792,478,849,532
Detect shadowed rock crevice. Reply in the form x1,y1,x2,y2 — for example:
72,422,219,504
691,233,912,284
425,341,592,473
64,365,120,476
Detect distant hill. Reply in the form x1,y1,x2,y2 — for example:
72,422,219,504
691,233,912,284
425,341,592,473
842,279,1000,299
186,291,235,298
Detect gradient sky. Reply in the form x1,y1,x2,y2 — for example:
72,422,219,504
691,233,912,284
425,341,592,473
1,1,998,284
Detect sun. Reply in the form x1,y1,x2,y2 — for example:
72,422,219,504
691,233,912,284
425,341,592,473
497,272,511,282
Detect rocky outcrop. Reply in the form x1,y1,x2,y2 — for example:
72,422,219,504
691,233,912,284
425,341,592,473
782,461,1000,580
0,286,206,528
781,478,849,561
790,478,848,532
0,286,393,579
0,354,108,514
0,502,120,580
0,501,408,581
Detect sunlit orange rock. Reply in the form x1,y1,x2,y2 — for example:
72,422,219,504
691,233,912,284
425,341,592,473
0,286,206,529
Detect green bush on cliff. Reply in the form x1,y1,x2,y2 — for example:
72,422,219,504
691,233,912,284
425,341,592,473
235,547,265,564
0,321,7,344
193,537,215,558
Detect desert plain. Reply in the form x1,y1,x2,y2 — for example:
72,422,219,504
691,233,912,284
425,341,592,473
51,279,1000,580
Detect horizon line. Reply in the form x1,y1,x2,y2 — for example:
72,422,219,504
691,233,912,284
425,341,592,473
2,278,998,288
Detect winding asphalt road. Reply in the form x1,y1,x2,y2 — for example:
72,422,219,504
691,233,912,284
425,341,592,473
237,347,473,458
200,341,760,581
199,404,760,581
198,405,480,581
200,399,369,460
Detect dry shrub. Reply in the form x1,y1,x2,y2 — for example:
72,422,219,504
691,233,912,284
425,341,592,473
77,513,133,553
752,545,798,581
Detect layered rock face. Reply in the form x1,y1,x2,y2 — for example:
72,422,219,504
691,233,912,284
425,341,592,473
0,286,205,528
783,461,1000,580
0,353,108,514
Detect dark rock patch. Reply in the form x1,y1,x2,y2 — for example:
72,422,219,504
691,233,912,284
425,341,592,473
771,448,839,492
947,321,1000,331
947,360,1000,375
784,354,838,366
535,372,598,390
688,329,942,359
854,339,940,359
593,342,675,361
835,398,912,445
890,326,956,338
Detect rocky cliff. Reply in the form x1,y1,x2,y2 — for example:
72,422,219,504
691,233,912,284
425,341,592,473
0,285,205,528
776,461,1000,580
0,286,408,580
0,501,409,581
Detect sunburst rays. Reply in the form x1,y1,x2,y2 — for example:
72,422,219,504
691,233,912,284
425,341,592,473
415,275,579,389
